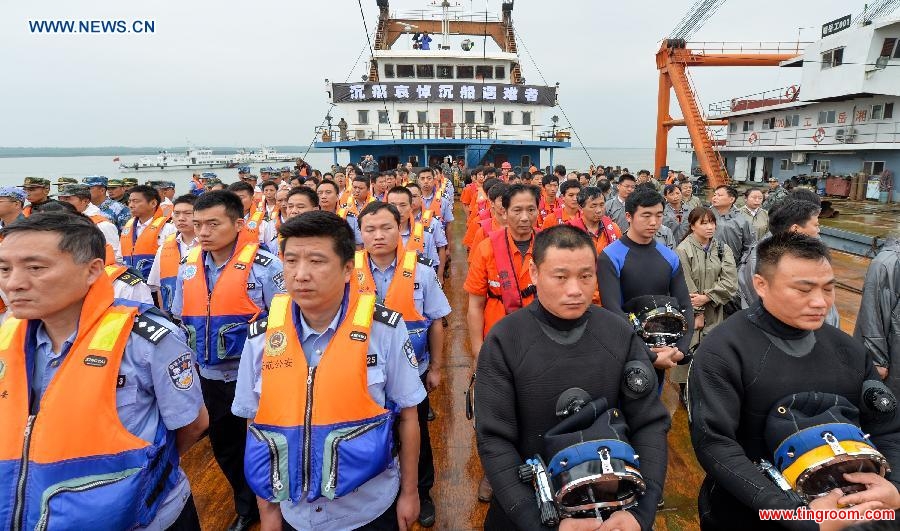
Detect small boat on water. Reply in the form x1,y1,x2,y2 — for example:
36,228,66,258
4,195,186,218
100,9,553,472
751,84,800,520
118,146,298,171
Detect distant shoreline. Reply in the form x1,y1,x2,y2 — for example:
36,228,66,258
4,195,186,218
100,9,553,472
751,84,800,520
0,146,660,158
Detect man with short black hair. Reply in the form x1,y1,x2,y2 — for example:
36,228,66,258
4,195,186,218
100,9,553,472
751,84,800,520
597,187,693,373
0,212,208,530
689,232,900,529
228,181,277,253
606,174,637,231
171,190,284,531
476,225,669,530
387,187,440,269
58,184,122,263
233,211,425,530
541,180,581,229
711,185,755,266
121,184,175,280
316,179,340,214
284,187,319,220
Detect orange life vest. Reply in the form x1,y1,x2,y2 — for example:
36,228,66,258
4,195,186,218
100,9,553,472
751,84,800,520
244,292,394,502
0,277,179,529
158,234,184,312
180,243,262,367
489,229,536,314
121,215,169,280
237,210,266,249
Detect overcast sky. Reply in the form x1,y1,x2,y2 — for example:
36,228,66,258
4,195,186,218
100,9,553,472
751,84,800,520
0,0,871,148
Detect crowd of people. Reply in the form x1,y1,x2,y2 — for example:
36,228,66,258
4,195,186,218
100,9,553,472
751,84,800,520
0,160,898,531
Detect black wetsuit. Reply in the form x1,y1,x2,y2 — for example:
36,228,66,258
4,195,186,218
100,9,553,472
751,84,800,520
596,234,694,357
475,301,671,531
689,301,900,530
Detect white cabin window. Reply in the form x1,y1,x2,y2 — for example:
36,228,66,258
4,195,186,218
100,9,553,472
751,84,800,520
522,111,532,125
503,111,513,125
864,161,886,175
358,110,369,124
821,47,844,69
416,64,434,78
465,111,476,124
812,160,830,173
397,65,414,77
495,66,506,79
742,120,754,132
780,159,795,171
475,66,494,79
880,38,900,59
761,117,776,130
784,114,800,127
873,104,884,120
456,65,474,79
484,111,495,124
384,64,395,78
437,65,453,79
817,110,836,124
377,110,389,124
886,103,895,119
417,111,428,124
728,122,737,133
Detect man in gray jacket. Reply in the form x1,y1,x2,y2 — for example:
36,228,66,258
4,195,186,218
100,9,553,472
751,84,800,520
711,185,755,266
605,173,636,232
855,233,900,393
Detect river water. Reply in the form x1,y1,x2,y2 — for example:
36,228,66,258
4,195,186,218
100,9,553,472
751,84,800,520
0,148,692,192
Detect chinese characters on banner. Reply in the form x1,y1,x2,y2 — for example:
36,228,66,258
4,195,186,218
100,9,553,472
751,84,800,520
333,82,557,106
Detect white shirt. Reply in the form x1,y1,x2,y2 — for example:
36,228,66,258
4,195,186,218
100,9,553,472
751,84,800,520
113,278,154,305
84,203,123,263
147,233,199,291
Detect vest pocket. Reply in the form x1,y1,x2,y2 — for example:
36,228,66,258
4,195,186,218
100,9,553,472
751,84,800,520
216,322,248,361
245,426,290,502
320,416,393,500
35,468,142,531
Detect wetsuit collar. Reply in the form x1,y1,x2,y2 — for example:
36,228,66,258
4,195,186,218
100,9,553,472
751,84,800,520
746,299,810,340
529,300,590,332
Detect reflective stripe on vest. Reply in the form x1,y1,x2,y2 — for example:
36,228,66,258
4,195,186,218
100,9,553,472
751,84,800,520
568,214,619,250
158,234,182,312
121,216,169,280
354,248,430,362
489,229,534,314
180,243,262,366
245,293,393,503
0,278,178,530
405,221,425,256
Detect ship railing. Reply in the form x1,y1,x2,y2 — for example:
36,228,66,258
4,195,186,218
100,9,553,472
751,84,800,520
316,122,570,143
684,41,809,55
677,122,900,150
708,85,802,114
392,9,501,23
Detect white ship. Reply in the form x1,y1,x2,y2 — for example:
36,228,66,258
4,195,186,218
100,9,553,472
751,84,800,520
118,146,299,171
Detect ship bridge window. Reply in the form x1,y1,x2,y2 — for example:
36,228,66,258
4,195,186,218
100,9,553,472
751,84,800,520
416,64,434,78
821,47,844,69
522,111,532,125
742,120,754,132
729,122,737,133
358,110,370,124
784,114,800,127
465,111,476,124
484,111,495,124
437,65,454,79
886,103,895,119
397,64,415,77
457,65,474,79
417,111,428,124
475,65,494,79
495,66,506,79
879,38,900,59
503,111,513,125
378,110,390,124
872,103,894,120
817,110,836,124
762,117,776,130
384,64,395,78
398,111,409,124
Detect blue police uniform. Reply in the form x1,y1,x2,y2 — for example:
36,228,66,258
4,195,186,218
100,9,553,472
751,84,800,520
232,288,426,531
29,308,203,529
401,225,440,271
421,193,454,225
415,214,448,254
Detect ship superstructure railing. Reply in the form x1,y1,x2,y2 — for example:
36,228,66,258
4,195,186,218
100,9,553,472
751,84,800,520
392,9,500,23
684,41,808,55
676,121,900,150
317,122,570,143
709,85,802,114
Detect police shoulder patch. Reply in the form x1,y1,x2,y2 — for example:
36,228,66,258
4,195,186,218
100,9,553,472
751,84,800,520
167,352,194,391
133,313,172,345
248,319,268,338
254,253,273,267
417,255,435,268
373,303,402,328
117,270,144,286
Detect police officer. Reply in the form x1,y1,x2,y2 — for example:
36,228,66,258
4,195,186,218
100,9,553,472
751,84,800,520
121,176,139,204
356,202,451,527
107,178,128,204
227,181,277,254
386,187,441,269
121,185,176,280
84,175,131,231
171,190,284,531
232,210,425,531
475,225,670,530
0,212,209,530
58,184,122,263
148,194,200,313
689,232,900,529
156,181,177,217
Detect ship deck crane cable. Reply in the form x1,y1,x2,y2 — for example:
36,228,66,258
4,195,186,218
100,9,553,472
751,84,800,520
854,0,900,24
356,0,395,140
513,26,594,167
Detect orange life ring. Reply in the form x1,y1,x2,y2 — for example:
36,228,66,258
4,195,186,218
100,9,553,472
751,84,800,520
748,132,759,144
812,127,826,144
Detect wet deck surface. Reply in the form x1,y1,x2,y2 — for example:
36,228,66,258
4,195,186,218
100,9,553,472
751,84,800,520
182,202,872,530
